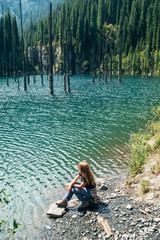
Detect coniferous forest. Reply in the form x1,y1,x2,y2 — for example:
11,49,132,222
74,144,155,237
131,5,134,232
0,0,160,80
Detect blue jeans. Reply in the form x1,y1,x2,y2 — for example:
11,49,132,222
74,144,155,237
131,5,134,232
64,184,92,203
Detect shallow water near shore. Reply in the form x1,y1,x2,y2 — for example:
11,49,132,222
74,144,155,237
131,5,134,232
1,75,160,239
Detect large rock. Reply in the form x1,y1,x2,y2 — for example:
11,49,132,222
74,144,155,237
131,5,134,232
47,203,66,218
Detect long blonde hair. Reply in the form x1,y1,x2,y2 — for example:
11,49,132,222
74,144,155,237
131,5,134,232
78,161,95,186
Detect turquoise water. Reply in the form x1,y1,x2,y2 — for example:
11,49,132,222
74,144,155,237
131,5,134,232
0,75,160,239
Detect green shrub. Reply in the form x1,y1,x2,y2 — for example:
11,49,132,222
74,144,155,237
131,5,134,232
128,132,152,175
150,160,160,175
140,179,150,194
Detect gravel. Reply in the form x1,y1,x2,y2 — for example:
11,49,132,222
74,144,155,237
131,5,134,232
41,180,160,240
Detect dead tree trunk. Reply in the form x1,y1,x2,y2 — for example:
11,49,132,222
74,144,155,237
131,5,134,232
67,49,71,92
48,3,53,94
40,42,43,85
63,43,66,92
151,51,154,78
2,5,9,86
133,52,136,77
104,38,108,82
12,40,16,82
118,38,122,82
26,47,30,85
19,0,27,91
98,40,101,81
40,22,44,85
109,42,113,80
156,50,158,76
92,43,95,83
17,71,20,90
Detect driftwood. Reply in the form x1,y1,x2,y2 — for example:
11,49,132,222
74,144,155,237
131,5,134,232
139,209,153,217
97,215,113,237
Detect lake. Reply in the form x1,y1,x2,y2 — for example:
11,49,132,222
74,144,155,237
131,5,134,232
0,75,160,239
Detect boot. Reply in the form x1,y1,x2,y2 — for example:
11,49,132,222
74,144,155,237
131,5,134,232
78,201,89,210
56,199,67,207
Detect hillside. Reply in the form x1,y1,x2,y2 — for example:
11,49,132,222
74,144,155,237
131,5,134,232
0,0,64,28
127,106,160,206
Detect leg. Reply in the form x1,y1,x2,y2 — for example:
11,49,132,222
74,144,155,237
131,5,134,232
63,182,81,202
72,187,92,203
64,190,74,202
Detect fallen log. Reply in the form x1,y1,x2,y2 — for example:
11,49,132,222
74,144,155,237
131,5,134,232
97,215,113,237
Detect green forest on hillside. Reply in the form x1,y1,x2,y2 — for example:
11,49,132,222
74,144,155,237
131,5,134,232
0,0,160,78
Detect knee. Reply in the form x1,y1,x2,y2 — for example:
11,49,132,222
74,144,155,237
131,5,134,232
72,187,79,194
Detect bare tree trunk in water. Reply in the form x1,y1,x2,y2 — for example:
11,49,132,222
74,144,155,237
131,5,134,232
151,51,154,78
156,51,158,76
105,38,108,82
102,42,105,81
40,41,43,85
133,52,136,77
19,0,27,91
26,47,30,85
13,42,16,82
98,40,101,81
92,43,95,83
2,5,9,86
63,43,66,92
67,49,71,92
110,42,112,80
48,3,53,94
17,71,20,91
118,38,122,82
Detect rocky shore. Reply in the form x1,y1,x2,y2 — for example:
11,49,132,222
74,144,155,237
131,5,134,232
41,178,160,240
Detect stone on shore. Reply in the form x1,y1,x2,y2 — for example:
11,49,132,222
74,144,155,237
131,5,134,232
47,203,66,218
99,184,108,191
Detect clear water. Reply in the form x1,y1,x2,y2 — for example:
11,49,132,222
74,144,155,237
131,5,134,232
0,75,160,239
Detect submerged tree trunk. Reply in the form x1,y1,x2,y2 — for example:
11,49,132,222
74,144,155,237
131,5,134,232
63,44,66,92
40,41,43,85
156,50,158,76
110,42,112,80
104,38,108,82
98,40,101,81
118,38,122,82
92,43,95,83
2,5,9,86
12,40,16,82
48,3,53,94
151,51,154,78
19,0,27,91
41,23,44,85
133,52,136,77
17,71,20,91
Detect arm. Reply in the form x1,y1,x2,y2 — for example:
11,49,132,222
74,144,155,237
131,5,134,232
67,174,80,192
73,182,86,189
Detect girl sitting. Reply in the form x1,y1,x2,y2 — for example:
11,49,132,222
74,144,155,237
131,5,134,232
56,161,100,210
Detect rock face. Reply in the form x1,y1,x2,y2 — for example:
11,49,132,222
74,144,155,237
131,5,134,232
47,203,66,218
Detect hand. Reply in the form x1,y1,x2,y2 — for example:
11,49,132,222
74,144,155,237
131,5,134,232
66,183,70,187
67,184,72,192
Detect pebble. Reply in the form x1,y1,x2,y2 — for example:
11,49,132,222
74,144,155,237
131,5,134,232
154,218,160,223
44,225,51,230
99,184,108,191
126,204,133,210
72,214,78,219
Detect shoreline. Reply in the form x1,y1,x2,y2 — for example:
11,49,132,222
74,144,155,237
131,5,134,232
41,176,160,240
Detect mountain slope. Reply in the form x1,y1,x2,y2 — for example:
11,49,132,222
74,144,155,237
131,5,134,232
0,0,64,27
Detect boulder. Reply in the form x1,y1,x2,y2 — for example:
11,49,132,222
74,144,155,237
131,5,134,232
47,203,66,218
96,178,105,186
99,184,108,191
